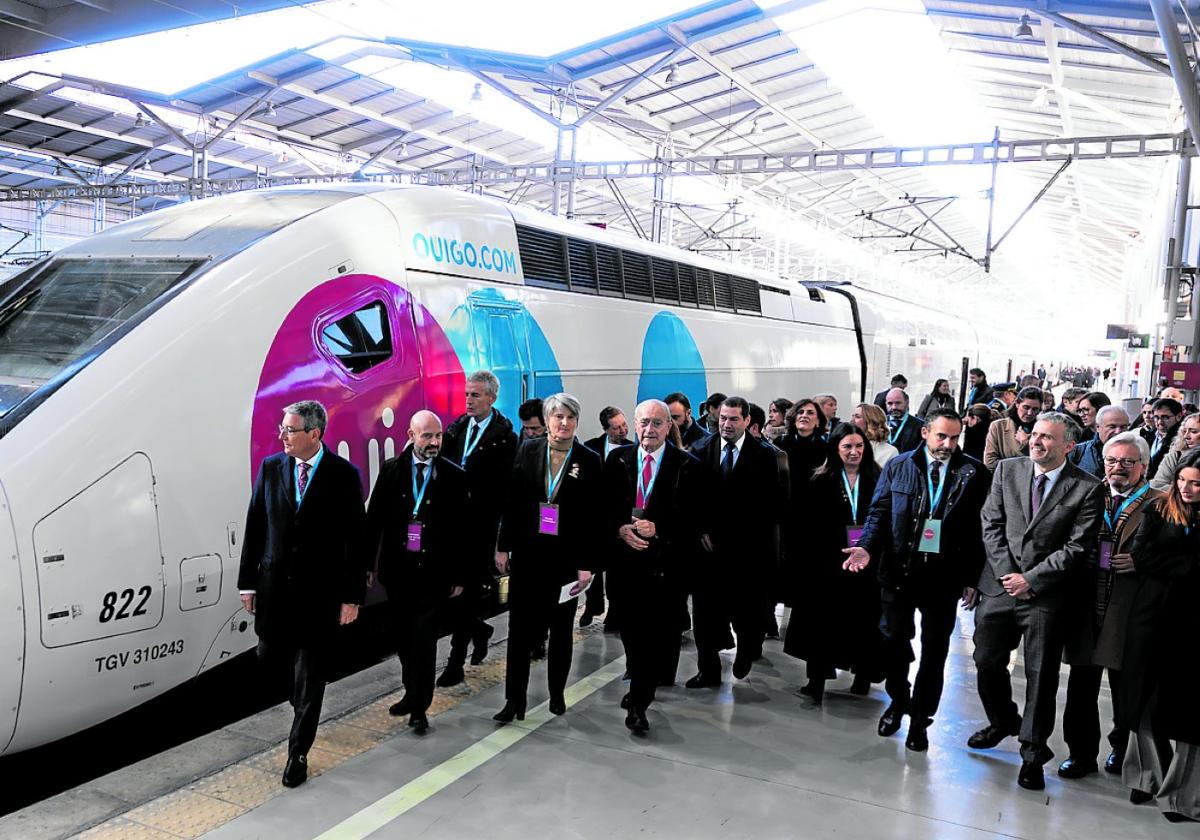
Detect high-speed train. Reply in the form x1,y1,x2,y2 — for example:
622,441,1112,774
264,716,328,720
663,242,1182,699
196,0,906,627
0,183,1036,755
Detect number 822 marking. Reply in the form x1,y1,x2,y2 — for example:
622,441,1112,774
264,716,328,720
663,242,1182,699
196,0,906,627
99,586,152,623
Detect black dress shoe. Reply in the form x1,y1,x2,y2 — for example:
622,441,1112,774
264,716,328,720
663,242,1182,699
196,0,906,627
549,695,566,716
579,610,596,627
905,720,930,752
625,708,650,733
408,712,429,732
732,656,752,680
1057,757,1098,779
1130,788,1155,804
282,754,308,788
878,704,906,737
1164,812,1199,823
765,618,780,639
799,680,825,706
436,662,465,688
470,625,495,666
492,701,525,723
388,697,413,717
968,722,1020,750
850,674,872,696
1104,750,1124,774
1017,761,1045,791
685,672,720,689
620,692,632,710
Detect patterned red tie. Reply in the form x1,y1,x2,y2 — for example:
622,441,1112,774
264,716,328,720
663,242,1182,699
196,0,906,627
636,454,653,508
298,461,310,497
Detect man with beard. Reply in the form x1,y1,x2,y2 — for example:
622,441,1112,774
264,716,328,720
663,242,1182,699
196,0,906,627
884,387,924,454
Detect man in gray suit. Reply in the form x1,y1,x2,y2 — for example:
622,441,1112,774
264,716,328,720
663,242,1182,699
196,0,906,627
969,412,1105,791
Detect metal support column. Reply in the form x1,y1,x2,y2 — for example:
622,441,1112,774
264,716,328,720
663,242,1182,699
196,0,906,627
32,199,44,253
1166,156,1192,362
983,126,1000,272
551,126,576,217
651,143,668,243
92,197,106,233
1150,0,1200,151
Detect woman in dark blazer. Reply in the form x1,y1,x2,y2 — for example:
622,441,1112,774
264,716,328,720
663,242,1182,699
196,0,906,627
917,379,955,419
494,392,602,722
1120,449,1200,822
779,399,826,606
784,422,882,704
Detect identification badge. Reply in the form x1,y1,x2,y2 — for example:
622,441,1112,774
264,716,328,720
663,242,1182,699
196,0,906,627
918,519,942,553
406,521,423,552
846,526,864,547
538,503,560,536
1098,539,1114,570
631,507,645,520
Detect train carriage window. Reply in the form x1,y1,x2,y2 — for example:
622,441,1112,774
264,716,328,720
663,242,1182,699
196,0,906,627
321,301,392,374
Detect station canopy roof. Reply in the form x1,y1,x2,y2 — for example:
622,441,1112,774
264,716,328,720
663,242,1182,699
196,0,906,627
0,0,1197,327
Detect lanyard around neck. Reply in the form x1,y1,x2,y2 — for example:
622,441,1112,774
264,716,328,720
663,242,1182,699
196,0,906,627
411,459,430,516
546,442,573,501
461,414,490,464
638,450,661,503
889,414,909,445
1104,483,1150,531
842,469,860,521
926,460,948,517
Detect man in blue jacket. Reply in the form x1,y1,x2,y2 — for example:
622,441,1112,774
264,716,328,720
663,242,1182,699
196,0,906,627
843,408,992,752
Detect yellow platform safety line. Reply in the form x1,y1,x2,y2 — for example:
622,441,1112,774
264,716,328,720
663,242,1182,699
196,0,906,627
314,655,628,840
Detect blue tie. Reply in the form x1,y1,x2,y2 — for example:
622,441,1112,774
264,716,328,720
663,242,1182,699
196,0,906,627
722,442,735,478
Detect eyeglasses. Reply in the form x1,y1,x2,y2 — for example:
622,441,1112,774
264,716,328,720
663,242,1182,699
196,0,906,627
278,425,309,436
1103,457,1140,468
637,418,668,428
1153,414,1177,422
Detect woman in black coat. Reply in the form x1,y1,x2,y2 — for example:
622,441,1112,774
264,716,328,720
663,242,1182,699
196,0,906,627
1120,449,1200,822
783,422,883,705
961,404,992,462
779,399,827,607
493,393,601,722
916,379,955,419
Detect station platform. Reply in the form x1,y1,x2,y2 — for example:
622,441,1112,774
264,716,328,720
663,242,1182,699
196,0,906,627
6,606,1184,840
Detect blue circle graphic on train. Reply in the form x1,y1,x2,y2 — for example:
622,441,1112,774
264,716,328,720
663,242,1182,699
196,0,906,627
444,288,564,421
636,312,707,415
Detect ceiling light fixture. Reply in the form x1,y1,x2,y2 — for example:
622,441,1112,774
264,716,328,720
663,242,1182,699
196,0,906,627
265,101,277,118
1015,13,1034,40
470,82,483,103
399,141,408,157
664,63,678,84
134,113,148,128
752,117,764,136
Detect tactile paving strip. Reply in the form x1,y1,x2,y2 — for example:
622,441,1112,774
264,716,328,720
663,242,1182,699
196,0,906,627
71,605,606,838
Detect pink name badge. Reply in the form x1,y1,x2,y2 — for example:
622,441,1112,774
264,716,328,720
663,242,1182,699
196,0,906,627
1098,539,1114,570
406,522,423,553
846,526,864,547
538,503,560,536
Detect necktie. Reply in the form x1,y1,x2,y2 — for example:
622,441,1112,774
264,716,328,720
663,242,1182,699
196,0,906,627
466,423,481,451
930,460,942,491
416,462,427,494
722,442,735,478
298,461,310,498
637,454,653,508
1031,473,1048,517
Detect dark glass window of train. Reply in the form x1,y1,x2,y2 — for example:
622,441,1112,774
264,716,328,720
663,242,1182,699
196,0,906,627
321,301,392,374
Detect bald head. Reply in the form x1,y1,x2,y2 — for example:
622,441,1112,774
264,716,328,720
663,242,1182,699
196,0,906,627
634,399,671,452
885,387,909,416
409,410,443,460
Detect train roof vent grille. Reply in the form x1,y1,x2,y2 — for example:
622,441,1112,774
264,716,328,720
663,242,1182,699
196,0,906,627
515,225,567,287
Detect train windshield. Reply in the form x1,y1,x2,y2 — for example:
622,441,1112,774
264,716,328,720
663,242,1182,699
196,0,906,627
0,258,199,414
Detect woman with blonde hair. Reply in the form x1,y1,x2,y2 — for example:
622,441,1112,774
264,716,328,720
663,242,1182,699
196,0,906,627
850,402,898,467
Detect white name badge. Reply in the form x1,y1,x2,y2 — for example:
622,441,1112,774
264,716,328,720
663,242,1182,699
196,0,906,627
918,519,942,554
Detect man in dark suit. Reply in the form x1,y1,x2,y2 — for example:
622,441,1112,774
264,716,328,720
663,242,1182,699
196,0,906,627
603,399,700,732
437,370,519,686
689,396,789,686
665,391,709,448
367,410,469,733
238,400,367,788
1142,397,1182,476
874,374,907,409
964,368,995,412
971,411,1105,791
582,405,631,627
845,408,991,752
884,387,924,453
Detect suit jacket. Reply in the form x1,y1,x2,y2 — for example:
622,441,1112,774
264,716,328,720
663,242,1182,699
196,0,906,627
441,409,519,574
978,457,1105,608
983,417,1025,470
888,413,924,454
497,437,603,584
366,450,469,595
695,433,789,565
1143,423,1180,477
584,434,632,463
602,443,700,580
237,446,368,644
680,418,709,448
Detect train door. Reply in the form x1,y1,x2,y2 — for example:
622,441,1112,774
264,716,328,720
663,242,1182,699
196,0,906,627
472,299,530,421
0,480,22,753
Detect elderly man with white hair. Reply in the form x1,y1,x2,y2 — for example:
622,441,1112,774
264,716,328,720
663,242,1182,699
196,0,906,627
1069,404,1131,479
1060,431,1159,780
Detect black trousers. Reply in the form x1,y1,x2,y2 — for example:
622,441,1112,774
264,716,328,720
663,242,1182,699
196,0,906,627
1063,664,1126,762
693,566,762,676
973,593,1067,765
257,637,326,759
504,573,577,704
388,586,446,714
620,571,683,711
445,580,493,665
880,584,959,722
584,571,606,617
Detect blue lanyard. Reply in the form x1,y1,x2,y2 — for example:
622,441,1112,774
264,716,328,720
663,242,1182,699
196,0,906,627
637,449,662,503
926,460,948,518
967,386,977,406
842,469,860,522
461,414,491,465
888,414,909,445
411,459,430,517
1104,483,1150,531
546,442,573,501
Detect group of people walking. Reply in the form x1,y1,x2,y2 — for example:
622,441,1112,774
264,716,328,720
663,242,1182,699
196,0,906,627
234,369,1200,824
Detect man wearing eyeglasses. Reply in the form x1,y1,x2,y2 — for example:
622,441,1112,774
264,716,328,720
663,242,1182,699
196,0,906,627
1140,397,1183,476
1069,405,1130,479
1059,432,1158,781
602,399,701,732
238,400,367,788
